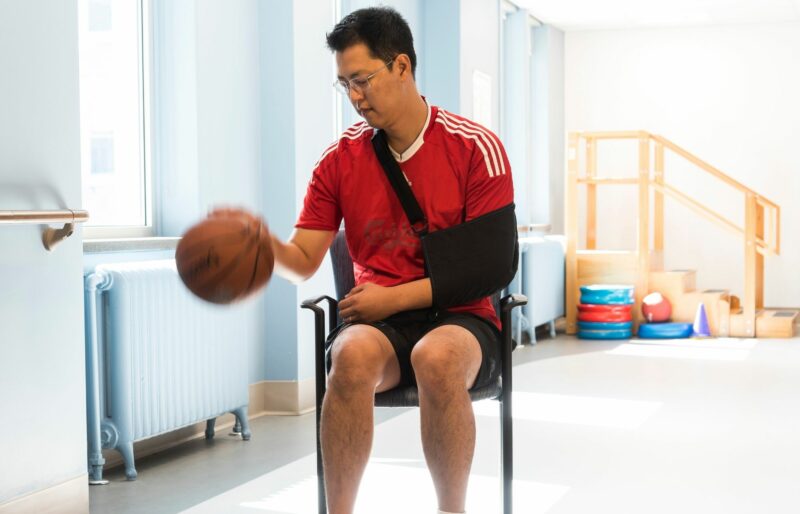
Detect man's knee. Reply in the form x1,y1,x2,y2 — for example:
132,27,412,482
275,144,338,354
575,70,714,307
410,330,481,391
328,327,391,391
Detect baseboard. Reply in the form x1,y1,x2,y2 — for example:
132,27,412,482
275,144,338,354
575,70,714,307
0,474,88,514
261,377,316,415
102,378,316,470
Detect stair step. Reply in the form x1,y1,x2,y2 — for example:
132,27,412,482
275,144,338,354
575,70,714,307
671,290,731,336
648,270,696,304
730,309,798,338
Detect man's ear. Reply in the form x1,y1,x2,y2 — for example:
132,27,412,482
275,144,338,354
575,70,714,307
395,54,412,79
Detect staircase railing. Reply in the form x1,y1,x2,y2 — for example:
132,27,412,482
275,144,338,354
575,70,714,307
565,131,780,337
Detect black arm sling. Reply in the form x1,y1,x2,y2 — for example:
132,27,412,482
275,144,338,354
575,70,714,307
371,129,519,309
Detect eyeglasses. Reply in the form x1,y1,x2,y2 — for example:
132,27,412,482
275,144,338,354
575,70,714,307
333,59,394,96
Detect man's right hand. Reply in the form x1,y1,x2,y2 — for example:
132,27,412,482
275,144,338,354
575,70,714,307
271,228,336,284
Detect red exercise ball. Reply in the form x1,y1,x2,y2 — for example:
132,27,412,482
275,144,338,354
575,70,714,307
641,292,671,323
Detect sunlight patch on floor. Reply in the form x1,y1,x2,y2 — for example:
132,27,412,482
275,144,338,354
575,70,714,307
473,392,662,429
182,456,569,514
606,338,755,361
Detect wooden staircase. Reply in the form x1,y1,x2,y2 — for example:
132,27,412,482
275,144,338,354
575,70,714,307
565,131,796,338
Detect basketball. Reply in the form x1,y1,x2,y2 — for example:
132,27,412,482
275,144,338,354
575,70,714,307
641,292,672,323
175,208,274,304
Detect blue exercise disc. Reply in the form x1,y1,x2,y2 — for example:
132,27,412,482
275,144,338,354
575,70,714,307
578,321,633,331
637,322,693,339
580,284,635,305
578,328,632,340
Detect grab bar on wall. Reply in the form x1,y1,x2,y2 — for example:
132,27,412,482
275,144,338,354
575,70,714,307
518,223,552,234
0,209,89,251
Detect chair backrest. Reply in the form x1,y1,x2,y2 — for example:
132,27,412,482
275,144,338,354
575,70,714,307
328,230,502,319
329,231,356,302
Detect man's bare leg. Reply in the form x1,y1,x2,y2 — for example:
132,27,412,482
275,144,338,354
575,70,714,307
322,325,401,514
411,326,482,513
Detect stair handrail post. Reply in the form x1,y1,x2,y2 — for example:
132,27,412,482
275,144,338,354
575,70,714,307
566,132,581,335
744,192,758,337
635,134,651,331
586,136,597,249
755,201,765,310
654,140,665,253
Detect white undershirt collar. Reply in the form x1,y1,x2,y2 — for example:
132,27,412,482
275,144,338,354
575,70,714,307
389,101,431,163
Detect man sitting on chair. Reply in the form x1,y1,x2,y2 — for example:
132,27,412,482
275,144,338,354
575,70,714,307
269,7,514,514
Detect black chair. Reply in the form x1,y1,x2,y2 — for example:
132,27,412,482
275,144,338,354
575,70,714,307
302,231,527,514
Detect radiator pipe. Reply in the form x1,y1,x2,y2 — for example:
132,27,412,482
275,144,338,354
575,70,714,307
85,271,112,485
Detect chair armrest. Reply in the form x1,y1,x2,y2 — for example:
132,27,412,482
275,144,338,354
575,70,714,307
499,294,527,402
501,293,528,314
301,295,339,334
301,295,339,418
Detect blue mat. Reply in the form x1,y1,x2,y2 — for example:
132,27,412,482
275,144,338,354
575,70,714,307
580,284,635,305
638,322,693,339
577,328,633,340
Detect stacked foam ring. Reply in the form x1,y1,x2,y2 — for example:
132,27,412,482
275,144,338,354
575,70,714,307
577,285,634,340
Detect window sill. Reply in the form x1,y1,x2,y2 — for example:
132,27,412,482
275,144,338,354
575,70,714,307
83,237,180,253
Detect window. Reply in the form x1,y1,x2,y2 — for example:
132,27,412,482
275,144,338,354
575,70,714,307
90,134,115,174
88,0,113,32
78,0,153,237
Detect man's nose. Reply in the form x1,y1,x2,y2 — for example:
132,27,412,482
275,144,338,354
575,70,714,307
348,86,365,102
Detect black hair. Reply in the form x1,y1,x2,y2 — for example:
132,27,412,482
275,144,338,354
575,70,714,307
326,6,417,76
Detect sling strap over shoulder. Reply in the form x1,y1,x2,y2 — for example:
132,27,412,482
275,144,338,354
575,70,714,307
371,129,519,308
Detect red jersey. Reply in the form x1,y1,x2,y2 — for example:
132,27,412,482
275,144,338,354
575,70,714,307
296,104,514,328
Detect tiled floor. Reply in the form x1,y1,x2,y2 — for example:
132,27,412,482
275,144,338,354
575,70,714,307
90,333,800,514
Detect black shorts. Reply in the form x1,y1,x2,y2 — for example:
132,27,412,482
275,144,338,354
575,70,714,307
325,308,502,390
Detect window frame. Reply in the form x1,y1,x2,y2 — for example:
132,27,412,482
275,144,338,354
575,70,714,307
83,0,156,240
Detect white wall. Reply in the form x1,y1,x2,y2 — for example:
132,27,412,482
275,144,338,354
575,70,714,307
0,0,88,506
565,22,800,307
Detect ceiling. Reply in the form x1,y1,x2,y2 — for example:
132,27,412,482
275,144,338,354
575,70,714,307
513,0,800,30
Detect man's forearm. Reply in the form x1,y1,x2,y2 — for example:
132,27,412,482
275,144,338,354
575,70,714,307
270,233,317,284
391,278,433,312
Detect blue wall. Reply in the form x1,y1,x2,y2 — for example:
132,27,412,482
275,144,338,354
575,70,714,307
421,0,461,113
531,25,565,231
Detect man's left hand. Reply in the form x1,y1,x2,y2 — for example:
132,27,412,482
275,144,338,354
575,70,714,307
338,283,400,323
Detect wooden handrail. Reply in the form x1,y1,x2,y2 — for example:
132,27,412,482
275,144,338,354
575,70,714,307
575,132,780,255
651,135,779,209
756,244,777,257
577,177,639,185
0,209,89,224
650,182,744,238
0,209,89,251
580,130,648,139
